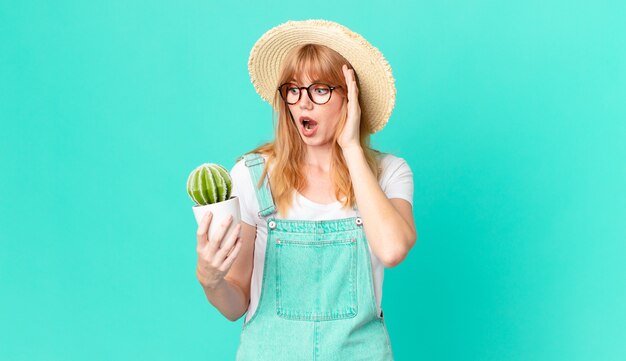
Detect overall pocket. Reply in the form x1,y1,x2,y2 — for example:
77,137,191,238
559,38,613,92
275,237,358,321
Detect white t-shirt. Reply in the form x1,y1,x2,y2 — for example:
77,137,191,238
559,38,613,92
229,152,414,323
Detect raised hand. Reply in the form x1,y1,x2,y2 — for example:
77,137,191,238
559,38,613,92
337,64,362,151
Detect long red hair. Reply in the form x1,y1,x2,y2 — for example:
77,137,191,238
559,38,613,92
241,44,382,217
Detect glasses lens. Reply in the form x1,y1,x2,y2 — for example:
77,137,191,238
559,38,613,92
310,84,331,104
279,83,300,104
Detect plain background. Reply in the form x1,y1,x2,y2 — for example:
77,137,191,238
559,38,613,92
1,0,625,360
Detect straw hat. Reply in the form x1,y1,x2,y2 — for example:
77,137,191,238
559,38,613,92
248,19,396,134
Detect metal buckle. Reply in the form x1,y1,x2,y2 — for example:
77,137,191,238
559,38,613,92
244,156,264,167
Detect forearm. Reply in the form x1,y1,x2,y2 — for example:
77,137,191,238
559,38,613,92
199,277,248,322
342,145,414,267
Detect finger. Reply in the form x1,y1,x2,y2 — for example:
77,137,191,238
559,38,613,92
218,237,243,273
196,211,213,249
207,214,234,254
342,64,350,82
349,70,357,90
351,71,358,95
343,64,353,81
215,223,241,262
342,65,353,100
343,65,358,100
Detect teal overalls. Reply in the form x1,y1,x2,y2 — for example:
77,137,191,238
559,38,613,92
235,153,394,361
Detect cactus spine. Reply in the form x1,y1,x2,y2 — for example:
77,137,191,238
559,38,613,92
187,163,233,205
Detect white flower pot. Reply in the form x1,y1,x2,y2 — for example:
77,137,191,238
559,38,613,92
192,196,242,243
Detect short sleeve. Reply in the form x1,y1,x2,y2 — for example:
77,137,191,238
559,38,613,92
379,154,414,207
229,158,260,226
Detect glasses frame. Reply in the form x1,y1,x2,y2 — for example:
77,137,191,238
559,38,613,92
277,82,339,105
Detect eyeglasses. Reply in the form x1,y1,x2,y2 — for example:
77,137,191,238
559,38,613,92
277,82,339,105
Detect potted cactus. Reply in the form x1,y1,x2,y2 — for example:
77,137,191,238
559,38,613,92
187,163,241,242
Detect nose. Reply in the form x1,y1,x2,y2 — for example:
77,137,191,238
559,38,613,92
299,88,314,110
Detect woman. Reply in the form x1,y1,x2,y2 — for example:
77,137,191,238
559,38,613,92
196,20,417,360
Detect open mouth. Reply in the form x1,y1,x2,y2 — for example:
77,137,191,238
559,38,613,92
300,117,318,130
300,116,317,137
302,119,317,130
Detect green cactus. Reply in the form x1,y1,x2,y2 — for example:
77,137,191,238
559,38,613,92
187,163,233,205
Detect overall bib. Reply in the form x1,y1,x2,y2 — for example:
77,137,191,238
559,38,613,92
235,153,394,361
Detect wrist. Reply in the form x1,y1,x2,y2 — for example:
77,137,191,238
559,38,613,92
197,269,226,291
341,144,363,156
204,278,226,291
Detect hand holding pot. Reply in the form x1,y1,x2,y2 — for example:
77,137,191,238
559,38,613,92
196,211,243,289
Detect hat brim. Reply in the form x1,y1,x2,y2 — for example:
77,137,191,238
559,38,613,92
248,19,396,134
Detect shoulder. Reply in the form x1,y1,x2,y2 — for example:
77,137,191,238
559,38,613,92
229,153,264,225
229,157,248,179
230,152,272,188
375,152,414,206
376,152,412,174
231,153,270,172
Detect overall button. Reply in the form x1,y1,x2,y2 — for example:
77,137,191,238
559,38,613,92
355,217,363,226
268,220,276,229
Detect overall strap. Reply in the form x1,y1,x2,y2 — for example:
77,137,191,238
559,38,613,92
242,153,277,218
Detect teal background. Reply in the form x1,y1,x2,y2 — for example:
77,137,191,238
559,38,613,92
1,0,624,360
